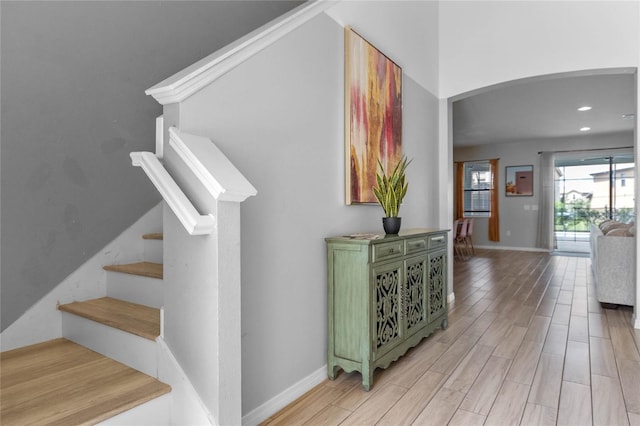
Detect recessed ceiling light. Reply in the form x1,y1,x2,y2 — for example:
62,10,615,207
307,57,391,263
578,106,592,112
580,127,591,131
622,114,635,119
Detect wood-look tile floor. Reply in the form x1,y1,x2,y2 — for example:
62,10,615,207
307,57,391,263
0,338,171,425
262,249,640,425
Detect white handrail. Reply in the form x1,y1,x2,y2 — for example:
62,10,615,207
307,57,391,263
131,151,215,235
168,128,257,202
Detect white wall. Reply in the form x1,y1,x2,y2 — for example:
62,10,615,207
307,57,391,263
325,0,439,95
439,1,639,99
176,9,440,416
635,74,640,328
454,132,634,249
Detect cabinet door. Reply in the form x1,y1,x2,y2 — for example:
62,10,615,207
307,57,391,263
427,249,447,323
372,260,404,358
404,255,429,337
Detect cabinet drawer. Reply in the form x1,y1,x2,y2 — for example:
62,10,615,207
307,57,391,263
405,237,428,254
372,241,404,262
428,233,447,250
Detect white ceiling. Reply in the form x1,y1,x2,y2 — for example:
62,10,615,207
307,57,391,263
453,73,636,147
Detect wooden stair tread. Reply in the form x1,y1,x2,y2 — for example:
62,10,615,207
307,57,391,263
0,338,170,426
142,232,163,240
58,297,160,340
103,261,163,279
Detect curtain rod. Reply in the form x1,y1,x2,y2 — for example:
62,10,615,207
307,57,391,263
453,158,500,163
537,146,633,155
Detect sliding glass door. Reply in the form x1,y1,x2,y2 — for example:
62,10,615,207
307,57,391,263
554,151,634,253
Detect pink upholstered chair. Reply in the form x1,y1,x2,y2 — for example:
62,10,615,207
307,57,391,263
464,218,475,255
454,218,470,259
452,219,462,258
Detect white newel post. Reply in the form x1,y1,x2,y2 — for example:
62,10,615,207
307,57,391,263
147,127,256,425
216,201,243,425
170,128,256,425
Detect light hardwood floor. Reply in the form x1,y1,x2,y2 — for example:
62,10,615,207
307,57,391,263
0,338,170,425
262,249,640,425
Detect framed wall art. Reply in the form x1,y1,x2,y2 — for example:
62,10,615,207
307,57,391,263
506,165,533,196
345,26,402,204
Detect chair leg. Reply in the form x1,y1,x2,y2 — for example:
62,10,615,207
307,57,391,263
455,238,467,260
462,237,473,256
463,239,470,257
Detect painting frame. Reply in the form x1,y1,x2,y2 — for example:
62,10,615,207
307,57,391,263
345,26,403,205
505,165,534,197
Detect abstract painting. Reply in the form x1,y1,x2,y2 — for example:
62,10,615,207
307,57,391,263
345,26,402,204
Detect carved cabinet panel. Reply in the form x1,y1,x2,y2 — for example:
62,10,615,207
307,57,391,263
372,260,403,357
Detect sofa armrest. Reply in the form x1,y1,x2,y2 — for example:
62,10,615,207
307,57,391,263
595,234,635,306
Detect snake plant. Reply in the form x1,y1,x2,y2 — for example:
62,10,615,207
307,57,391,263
372,156,411,218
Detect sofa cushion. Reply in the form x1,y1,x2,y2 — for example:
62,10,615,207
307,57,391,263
600,221,628,233
599,219,614,230
605,227,633,237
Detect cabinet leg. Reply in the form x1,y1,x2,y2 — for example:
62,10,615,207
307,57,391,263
328,364,339,380
441,318,448,330
361,367,373,391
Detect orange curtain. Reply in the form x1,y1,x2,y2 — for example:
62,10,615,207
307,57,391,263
489,158,500,241
455,162,464,219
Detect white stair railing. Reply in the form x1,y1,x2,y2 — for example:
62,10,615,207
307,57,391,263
130,151,215,235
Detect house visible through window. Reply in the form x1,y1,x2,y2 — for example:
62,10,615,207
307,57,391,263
463,160,492,217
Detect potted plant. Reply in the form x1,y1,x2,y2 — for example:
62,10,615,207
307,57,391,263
372,155,411,234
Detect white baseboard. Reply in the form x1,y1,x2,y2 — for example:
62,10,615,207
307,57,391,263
474,245,550,253
242,365,327,426
634,313,640,330
447,292,455,304
157,337,213,426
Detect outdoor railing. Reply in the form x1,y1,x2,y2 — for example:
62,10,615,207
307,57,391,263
555,206,635,233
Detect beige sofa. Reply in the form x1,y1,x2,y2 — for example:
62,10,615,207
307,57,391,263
589,221,635,307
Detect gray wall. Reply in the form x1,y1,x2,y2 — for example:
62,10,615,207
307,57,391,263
454,131,634,249
177,12,440,415
0,1,303,330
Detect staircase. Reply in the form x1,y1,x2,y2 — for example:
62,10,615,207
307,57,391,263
1,233,172,425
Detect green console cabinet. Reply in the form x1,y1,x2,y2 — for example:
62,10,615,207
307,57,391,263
326,228,448,390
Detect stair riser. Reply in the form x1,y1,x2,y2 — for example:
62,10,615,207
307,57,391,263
97,393,171,426
106,272,163,309
143,239,163,264
62,312,158,377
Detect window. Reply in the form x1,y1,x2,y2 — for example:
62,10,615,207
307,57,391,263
463,161,492,217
